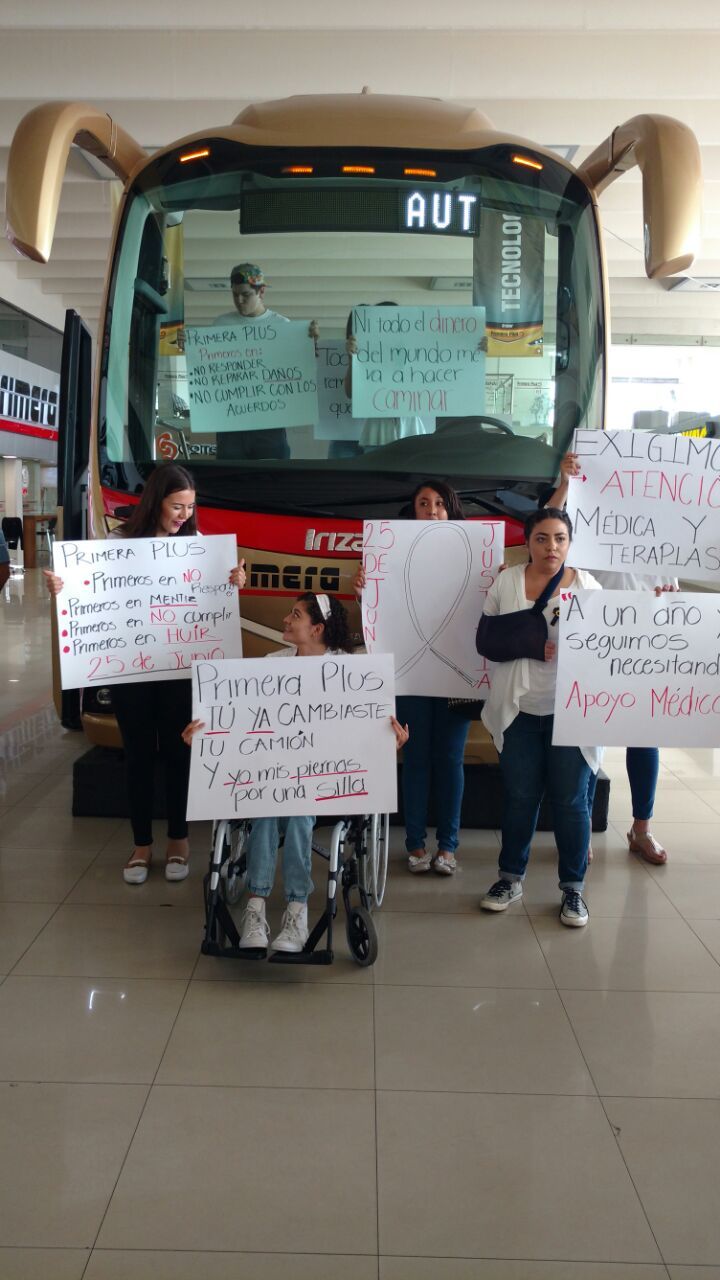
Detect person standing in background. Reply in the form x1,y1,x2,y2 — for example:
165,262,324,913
548,452,670,865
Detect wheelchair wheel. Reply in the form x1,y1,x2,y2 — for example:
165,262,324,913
220,820,249,905
345,905,378,967
368,813,389,907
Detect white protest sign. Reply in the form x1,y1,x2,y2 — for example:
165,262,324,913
184,320,318,434
52,535,242,689
351,306,486,420
553,589,720,747
361,519,504,697
567,428,720,582
313,340,362,442
186,653,397,820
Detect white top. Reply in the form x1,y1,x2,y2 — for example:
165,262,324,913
480,563,603,771
587,570,678,592
269,645,344,658
359,416,431,448
213,308,289,328
517,593,561,716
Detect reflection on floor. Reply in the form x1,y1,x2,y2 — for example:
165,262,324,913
2,570,720,1277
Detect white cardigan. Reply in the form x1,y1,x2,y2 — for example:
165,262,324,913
480,563,603,772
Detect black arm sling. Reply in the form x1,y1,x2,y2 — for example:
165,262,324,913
476,565,565,664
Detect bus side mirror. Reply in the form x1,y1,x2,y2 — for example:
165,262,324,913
6,101,146,263
579,114,702,279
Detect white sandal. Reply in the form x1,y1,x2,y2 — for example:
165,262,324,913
433,853,457,876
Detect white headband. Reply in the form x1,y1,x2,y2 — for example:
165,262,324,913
314,593,332,621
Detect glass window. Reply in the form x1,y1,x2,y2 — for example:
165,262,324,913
100,145,604,515
0,298,63,372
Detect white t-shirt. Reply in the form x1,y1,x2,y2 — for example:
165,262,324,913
212,308,289,329
359,416,431,449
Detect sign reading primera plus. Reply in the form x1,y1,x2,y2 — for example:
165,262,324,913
186,653,398,820
184,320,318,434
52,535,242,689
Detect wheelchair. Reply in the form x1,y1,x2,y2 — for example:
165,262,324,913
201,810,389,967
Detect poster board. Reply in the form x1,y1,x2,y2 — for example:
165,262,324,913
567,428,720,581
350,306,486,419
52,535,242,689
312,340,361,442
184,320,318,433
553,589,720,747
186,653,397,820
361,519,504,697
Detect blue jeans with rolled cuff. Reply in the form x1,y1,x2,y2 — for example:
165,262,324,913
497,711,591,892
586,747,659,823
396,694,470,855
246,815,315,903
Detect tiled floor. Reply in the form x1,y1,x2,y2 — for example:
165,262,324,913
3,570,720,1277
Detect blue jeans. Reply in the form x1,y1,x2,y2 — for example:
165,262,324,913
586,747,659,823
246,816,314,903
498,712,591,891
396,695,470,855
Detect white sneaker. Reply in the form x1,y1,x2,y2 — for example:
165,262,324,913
560,890,589,928
239,897,270,950
272,902,309,953
480,878,523,912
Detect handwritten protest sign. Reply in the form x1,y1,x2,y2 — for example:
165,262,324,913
312,340,361,443
567,428,720,581
186,653,397,820
351,306,486,419
361,519,504,697
553,589,720,747
52,535,242,689
184,320,318,434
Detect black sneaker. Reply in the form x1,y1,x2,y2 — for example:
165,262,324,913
480,878,523,912
560,890,589,928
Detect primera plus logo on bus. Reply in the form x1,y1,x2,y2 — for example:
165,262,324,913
304,529,364,554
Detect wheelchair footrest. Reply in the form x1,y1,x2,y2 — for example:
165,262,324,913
200,941,267,960
269,949,333,966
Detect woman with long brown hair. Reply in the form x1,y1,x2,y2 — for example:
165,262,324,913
46,463,245,884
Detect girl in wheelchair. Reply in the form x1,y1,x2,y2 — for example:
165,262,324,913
183,590,408,956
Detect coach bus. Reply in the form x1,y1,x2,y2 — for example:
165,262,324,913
5,93,702,748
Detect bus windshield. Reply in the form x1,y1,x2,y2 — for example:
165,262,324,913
100,142,604,516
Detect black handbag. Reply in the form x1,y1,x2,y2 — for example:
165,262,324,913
476,566,564,663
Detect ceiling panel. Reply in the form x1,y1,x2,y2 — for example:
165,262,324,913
0,6,718,342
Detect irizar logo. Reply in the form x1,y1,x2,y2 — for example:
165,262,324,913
304,528,363,554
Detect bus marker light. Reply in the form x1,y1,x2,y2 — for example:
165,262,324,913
282,166,314,174
179,148,210,163
342,165,375,175
512,154,543,171
404,167,437,178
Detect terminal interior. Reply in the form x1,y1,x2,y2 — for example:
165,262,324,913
2,4,720,1278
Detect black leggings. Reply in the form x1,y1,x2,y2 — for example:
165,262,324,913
111,679,192,846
